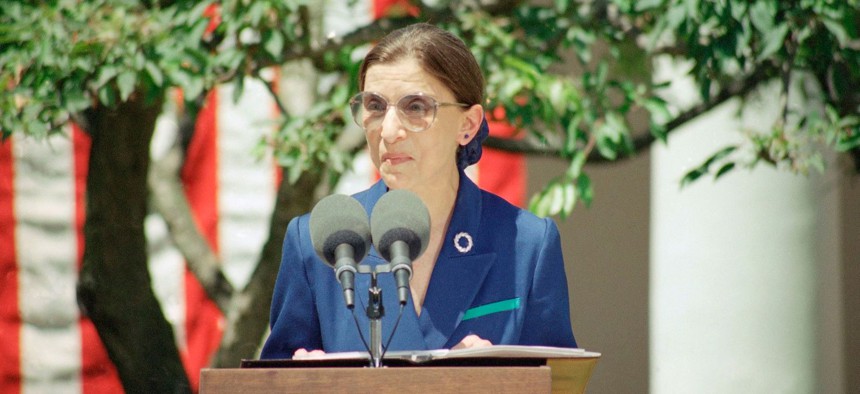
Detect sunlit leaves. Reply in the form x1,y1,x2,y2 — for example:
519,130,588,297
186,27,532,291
0,0,311,139
528,173,593,218
758,23,789,60
681,145,738,187
2,0,858,217
270,82,354,185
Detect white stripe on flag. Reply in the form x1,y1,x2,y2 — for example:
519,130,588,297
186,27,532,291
217,77,278,290
14,130,82,394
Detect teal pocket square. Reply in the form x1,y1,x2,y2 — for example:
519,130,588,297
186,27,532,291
462,298,521,321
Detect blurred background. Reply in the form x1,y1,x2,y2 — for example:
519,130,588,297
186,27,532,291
2,0,858,393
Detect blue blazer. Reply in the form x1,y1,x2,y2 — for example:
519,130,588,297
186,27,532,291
260,174,576,359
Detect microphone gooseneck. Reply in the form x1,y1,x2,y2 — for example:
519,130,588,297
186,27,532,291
309,194,371,309
370,189,431,305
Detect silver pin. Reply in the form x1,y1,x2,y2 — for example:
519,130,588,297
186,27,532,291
454,232,473,254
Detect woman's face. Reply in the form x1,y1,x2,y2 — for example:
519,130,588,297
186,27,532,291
362,57,480,193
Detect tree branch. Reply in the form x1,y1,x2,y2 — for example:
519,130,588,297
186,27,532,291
484,64,773,163
148,129,234,313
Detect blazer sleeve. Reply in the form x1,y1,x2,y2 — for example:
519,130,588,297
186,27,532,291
259,215,323,359
519,217,578,347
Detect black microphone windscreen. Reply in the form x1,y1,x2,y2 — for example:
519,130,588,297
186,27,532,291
309,194,371,266
370,189,430,261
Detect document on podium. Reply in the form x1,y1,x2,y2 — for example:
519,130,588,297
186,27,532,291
281,345,601,393
290,345,601,363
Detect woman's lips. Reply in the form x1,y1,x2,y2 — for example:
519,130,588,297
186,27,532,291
382,153,411,165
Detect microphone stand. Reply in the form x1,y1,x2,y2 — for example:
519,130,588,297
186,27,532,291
357,264,392,368
366,272,384,368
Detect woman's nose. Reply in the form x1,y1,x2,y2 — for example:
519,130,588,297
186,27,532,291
379,106,406,143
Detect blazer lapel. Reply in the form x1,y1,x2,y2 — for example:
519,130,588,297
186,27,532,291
417,175,495,349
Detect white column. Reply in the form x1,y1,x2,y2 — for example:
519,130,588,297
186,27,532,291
650,62,842,393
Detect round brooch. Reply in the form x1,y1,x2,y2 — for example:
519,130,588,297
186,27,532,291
453,232,473,254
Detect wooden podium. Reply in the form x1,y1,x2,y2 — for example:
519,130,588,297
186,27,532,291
200,355,598,393
201,365,551,393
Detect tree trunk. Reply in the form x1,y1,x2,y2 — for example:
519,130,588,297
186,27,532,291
76,96,190,393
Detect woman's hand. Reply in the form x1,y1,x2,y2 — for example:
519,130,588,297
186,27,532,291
293,348,326,358
452,334,492,350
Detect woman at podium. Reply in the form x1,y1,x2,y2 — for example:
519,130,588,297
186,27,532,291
261,23,577,359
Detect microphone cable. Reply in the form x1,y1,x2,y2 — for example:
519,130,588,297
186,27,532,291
379,304,405,361
349,307,372,357
349,299,407,365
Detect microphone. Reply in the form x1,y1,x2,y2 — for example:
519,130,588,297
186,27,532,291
309,194,371,309
370,189,430,305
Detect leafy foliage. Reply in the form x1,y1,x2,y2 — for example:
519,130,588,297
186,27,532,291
2,0,859,216
629,0,860,182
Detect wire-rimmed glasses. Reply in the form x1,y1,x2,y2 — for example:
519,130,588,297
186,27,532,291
349,92,469,132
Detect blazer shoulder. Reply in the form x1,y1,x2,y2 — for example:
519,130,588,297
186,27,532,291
480,189,552,229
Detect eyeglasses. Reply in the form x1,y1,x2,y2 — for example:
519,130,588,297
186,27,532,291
349,92,469,132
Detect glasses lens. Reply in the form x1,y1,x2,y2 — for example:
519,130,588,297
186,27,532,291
397,95,436,132
350,92,387,130
349,92,439,132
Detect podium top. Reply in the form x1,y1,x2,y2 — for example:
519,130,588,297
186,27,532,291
243,345,600,370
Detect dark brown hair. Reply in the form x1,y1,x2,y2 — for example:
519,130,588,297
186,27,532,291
358,23,484,106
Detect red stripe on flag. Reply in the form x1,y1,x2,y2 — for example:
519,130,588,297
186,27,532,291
71,126,124,394
73,125,90,276
183,92,221,249
0,138,21,394
269,69,284,188
479,109,526,207
372,0,419,18
180,90,224,392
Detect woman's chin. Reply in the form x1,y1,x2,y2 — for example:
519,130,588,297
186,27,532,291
380,172,413,191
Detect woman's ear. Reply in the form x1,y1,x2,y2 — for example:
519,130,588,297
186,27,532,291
459,104,484,146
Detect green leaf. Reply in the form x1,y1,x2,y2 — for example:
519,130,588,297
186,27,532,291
577,174,593,208
287,160,304,184
529,184,557,218
566,149,587,179
97,84,117,107
547,182,564,216
500,77,525,99
680,145,738,188
836,126,860,151
714,162,736,179
561,181,577,218
503,56,540,78
62,88,90,113
184,75,204,101
548,79,566,113
94,65,119,89
703,145,738,168
643,96,671,142
758,23,789,60
680,168,706,188
635,0,663,12
749,0,775,33
264,31,284,59
822,18,849,48
117,71,136,102
144,61,163,87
